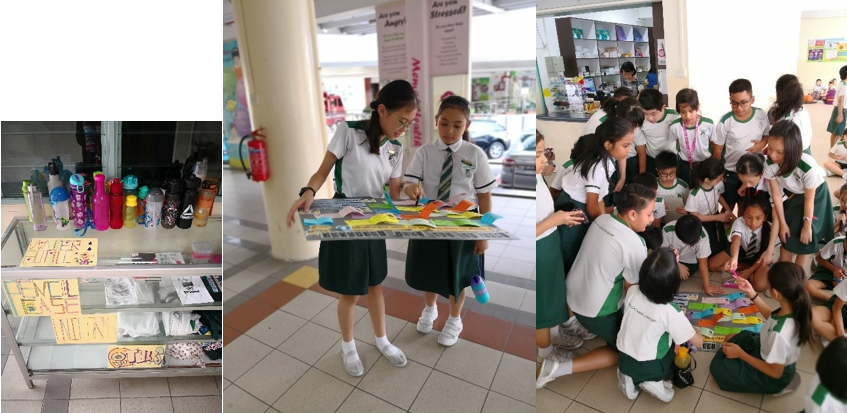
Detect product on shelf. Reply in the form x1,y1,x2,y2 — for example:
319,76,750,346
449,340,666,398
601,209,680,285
26,182,48,231
117,313,161,338
192,242,213,264
69,174,88,230
93,174,109,231
177,176,201,229
124,195,138,229
162,179,181,229
105,278,139,306
172,276,214,305
50,187,72,230
193,184,216,227
144,187,164,230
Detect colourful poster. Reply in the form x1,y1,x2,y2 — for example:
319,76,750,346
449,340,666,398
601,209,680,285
51,314,117,344
107,345,167,368
376,1,408,81
472,78,490,102
224,39,252,154
807,38,847,62
20,238,97,267
2,279,80,316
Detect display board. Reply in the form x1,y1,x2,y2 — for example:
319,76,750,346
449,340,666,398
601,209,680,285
807,38,847,62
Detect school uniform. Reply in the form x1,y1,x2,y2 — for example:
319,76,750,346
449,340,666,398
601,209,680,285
640,108,680,175
585,112,644,199
810,237,847,291
834,206,847,239
653,196,666,223
321,121,402,295
657,177,688,224
685,182,728,256
536,175,568,329
710,311,800,394
669,117,717,185
825,280,847,330
771,106,814,153
826,81,847,137
714,108,771,208
617,285,696,385
403,139,495,301
829,139,847,170
727,217,771,265
582,109,606,136
567,214,647,348
662,220,711,275
804,373,847,413
763,154,834,255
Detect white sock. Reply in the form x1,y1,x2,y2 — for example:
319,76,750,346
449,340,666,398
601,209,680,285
375,335,399,356
447,315,462,324
425,304,437,312
341,339,359,362
564,316,577,325
550,325,560,337
538,345,553,359
552,359,574,379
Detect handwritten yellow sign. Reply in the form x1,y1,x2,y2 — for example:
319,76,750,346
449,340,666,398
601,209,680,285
51,314,117,344
107,345,166,368
21,238,97,267
2,279,80,316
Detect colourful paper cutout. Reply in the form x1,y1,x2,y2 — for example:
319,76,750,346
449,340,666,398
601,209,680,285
397,206,424,212
742,324,764,333
698,327,714,338
401,201,444,220
687,303,717,310
337,206,365,217
369,203,394,210
731,312,747,321
714,326,732,335
715,308,732,317
726,292,746,301
738,316,764,324
737,305,759,315
430,220,455,227
452,219,480,227
346,213,399,227
480,213,503,225
406,219,436,228
697,314,724,327
704,334,727,343
304,217,334,226
107,345,166,368
51,314,117,344
20,238,98,267
702,297,729,304
2,279,81,316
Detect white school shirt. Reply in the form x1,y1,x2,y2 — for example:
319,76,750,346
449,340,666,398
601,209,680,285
662,220,711,264
567,214,647,317
616,285,696,361
763,153,825,195
537,175,556,240
835,206,847,239
328,121,403,198
829,140,847,162
782,107,814,151
819,237,847,270
837,81,847,106
640,108,680,158
760,311,801,366
582,109,606,135
804,374,847,413
729,217,764,257
548,159,574,191
669,117,717,162
657,178,689,224
714,108,771,172
403,139,496,203
653,196,667,221
685,182,724,215
559,158,616,204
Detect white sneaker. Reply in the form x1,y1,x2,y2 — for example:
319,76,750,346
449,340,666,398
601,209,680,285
438,317,462,346
536,358,559,389
616,369,641,400
640,380,674,402
544,346,576,362
417,306,438,333
559,319,597,340
773,373,801,396
551,330,584,350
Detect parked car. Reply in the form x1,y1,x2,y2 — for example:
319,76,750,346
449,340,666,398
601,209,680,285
324,92,346,127
469,120,510,159
501,131,536,189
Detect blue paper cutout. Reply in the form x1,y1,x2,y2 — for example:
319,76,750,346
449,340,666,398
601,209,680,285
304,217,334,226
480,213,503,225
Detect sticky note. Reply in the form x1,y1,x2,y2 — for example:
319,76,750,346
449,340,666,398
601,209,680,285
726,292,746,301
737,305,759,315
430,220,454,227
460,211,483,219
698,328,714,338
452,200,475,212
406,219,436,228
480,213,503,225
304,217,334,226
715,308,732,317
452,219,480,227
702,297,729,304
346,213,399,227
688,303,716,310
697,314,724,327
741,316,764,324
742,324,763,333
397,206,424,212
369,203,394,210
731,312,747,321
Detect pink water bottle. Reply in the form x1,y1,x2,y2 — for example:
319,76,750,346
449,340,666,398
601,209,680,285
93,174,109,231
69,174,88,229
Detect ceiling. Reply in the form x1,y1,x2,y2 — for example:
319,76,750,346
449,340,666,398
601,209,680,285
801,8,847,18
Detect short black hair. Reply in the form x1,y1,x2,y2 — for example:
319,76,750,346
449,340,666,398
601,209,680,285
638,89,664,111
613,87,635,99
690,157,725,188
638,226,663,251
634,173,658,191
817,336,847,401
840,65,847,81
729,79,753,96
639,248,681,304
603,97,644,128
617,183,656,215
620,61,636,74
769,120,803,177
736,152,765,176
655,150,678,171
675,215,703,246
739,191,771,222
675,88,700,111
816,78,822,82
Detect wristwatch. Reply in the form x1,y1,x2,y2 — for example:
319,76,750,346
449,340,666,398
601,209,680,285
299,187,316,197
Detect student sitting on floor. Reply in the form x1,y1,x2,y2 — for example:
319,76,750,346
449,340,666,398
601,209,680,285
685,158,734,268
661,215,719,294
803,337,847,412
811,273,847,348
638,225,663,252
807,234,847,303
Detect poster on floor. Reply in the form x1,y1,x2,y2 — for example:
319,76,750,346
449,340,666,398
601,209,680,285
376,0,408,80
2,279,81,316
807,38,847,62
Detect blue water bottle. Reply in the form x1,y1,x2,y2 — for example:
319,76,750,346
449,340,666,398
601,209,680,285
470,257,489,303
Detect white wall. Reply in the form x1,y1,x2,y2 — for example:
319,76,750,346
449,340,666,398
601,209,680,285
796,17,847,93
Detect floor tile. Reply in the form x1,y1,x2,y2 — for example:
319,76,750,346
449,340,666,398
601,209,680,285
796,340,823,374
222,324,243,346
252,281,305,309
693,390,758,413
225,299,279,334
44,377,72,399
224,269,268,294
234,350,310,405
498,246,536,264
628,384,702,413
245,255,287,276
0,400,42,413
358,358,432,410
688,350,714,389
223,384,270,413
335,389,405,413
311,299,368,333
434,338,502,389
171,395,223,413
0,357,46,400
409,370,488,413
703,374,763,408
68,398,120,413
280,289,335,320
481,391,535,413
760,369,814,413
491,353,535,406
382,289,426,322
167,376,220,397
278,322,340,365
121,397,175,413
536,388,572,413
245,310,308,348
353,313,407,346
220,377,229,392
283,266,320,289
541,364,595,400
223,247,258,266
314,338,381,386
70,378,120,399
120,377,170,398
574,367,637,412
41,399,69,413
483,280,526,309
564,401,603,412
504,323,535,361
308,283,341,300
390,323,446,368
271,367,353,412
222,335,274,382
519,290,536,313
460,311,512,351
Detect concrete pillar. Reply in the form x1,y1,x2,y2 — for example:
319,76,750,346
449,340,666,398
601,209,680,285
231,0,329,261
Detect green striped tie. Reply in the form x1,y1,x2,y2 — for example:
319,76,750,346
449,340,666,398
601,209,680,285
745,232,757,258
438,147,453,201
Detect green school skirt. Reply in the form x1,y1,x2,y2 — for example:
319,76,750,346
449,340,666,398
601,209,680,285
709,331,796,394
782,183,835,255
723,170,742,210
702,221,728,259
825,294,847,328
319,239,388,296
537,232,568,328
619,348,675,386
554,191,590,274
826,106,847,136
405,240,482,301
575,308,624,350
606,169,620,207
809,267,836,291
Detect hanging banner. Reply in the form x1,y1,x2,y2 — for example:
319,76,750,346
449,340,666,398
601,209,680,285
428,0,471,77
51,314,117,344
808,38,847,62
376,1,408,81
407,0,430,148
2,279,80,316
657,39,666,66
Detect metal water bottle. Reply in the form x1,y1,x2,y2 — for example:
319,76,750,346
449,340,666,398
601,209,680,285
177,175,201,229
161,179,181,229
69,174,88,229
26,183,48,231
144,188,164,230
50,187,72,230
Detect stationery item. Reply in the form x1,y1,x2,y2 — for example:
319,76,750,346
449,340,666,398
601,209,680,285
155,252,185,264
171,277,214,305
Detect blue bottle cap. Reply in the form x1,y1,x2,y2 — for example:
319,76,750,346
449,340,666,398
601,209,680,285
50,187,71,203
122,175,138,190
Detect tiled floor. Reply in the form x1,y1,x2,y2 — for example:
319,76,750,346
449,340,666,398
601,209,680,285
222,168,536,412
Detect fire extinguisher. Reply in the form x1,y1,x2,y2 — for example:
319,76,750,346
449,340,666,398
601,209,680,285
239,127,269,182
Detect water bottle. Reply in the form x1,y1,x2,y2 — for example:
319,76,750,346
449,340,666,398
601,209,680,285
109,178,124,230
672,345,695,388
123,195,138,229
47,161,63,195
122,175,138,199
69,174,88,229
22,180,33,223
162,179,181,229
144,188,164,230
177,175,201,229
136,186,148,219
193,158,208,181
471,275,489,304
49,187,72,230
193,185,216,227
93,174,109,231
674,346,691,370
26,183,48,231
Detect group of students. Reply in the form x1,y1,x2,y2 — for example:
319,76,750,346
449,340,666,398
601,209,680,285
286,80,496,377
536,69,847,409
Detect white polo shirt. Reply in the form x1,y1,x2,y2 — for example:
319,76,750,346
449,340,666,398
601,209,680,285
567,214,647,318
829,140,847,163
640,108,680,158
784,107,814,151
537,175,556,240
617,285,696,361
403,139,496,203
729,216,765,257
653,196,667,221
685,182,724,215
657,178,689,224
714,108,771,172
763,153,825,195
760,312,801,366
662,220,711,264
328,121,403,198
558,158,616,204
804,374,847,413
549,159,574,191
819,237,847,270
669,117,718,162
582,109,606,136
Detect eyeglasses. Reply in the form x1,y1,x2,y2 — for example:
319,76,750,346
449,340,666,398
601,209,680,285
658,171,676,178
729,99,752,108
390,111,415,129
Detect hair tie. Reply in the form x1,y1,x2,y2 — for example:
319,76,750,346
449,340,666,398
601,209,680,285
369,100,380,110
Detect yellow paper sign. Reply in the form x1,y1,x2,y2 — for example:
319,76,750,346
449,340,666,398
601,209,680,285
397,206,424,212
107,345,166,368
2,279,80,316
51,314,117,344
20,238,97,267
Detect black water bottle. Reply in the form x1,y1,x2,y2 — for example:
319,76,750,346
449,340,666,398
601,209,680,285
162,179,182,229
177,175,201,229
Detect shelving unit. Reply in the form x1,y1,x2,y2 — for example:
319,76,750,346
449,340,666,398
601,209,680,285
1,216,223,388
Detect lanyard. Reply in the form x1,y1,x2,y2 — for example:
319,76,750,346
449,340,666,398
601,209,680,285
682,116,699,167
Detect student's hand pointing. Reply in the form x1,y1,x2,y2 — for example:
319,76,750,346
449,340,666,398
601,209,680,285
286,192,315,227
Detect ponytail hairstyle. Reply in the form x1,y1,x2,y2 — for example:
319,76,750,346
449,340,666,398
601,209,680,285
601,87,636,114
604,97,645,128
366,80,419,154
767,262,812,346
690,157,724,188
772,74,804,120
768,120,803,176
435,95,472,142
571,117,634,180
736,152,765,177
